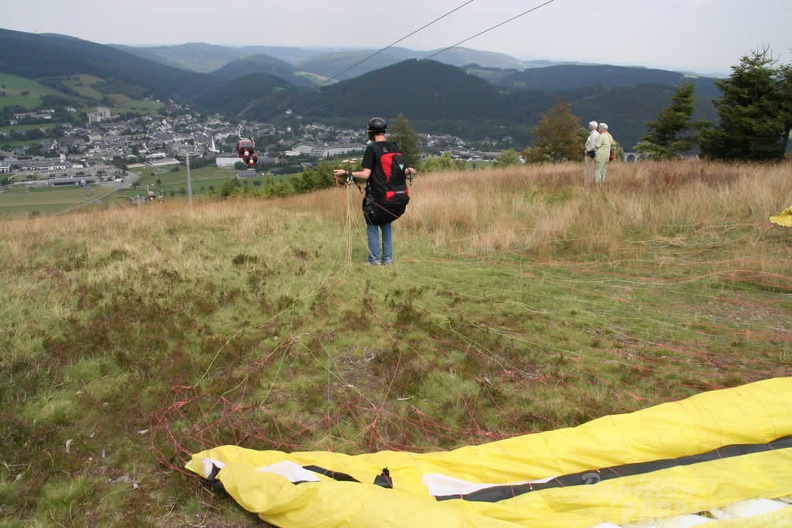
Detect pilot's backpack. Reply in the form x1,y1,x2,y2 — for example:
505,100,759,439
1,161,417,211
363,141,410,226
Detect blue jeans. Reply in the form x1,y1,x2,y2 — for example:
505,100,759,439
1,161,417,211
367,222,393,264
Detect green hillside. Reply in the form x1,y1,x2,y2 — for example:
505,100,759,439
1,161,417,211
205,58,716,149
211,54,316,87
495,64,721,94
313,59,504,118
2,161,790,526
0,72,164,128
0,73,61,110
42,74,164,114
196,72,296,116
0,29,222,101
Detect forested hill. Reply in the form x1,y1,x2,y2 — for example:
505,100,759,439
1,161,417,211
195,58,718,149
494,63,720,98
313,59,506,119
0,28,222,101
196,73,298,116
193,59,506,125
212,55,316,87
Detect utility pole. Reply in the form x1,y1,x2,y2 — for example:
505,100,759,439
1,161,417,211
177,143,200,204
185,150,193,204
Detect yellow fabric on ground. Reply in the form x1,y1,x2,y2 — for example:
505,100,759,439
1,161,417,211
187,377,792,527
770,206,792,227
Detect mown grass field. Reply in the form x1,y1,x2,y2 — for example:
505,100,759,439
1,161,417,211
0,186,122,216
56,75,164,115
0,74,58,110
56,75,109,101
122,165,250,198
1,160,791,526
0,165,297,217
0,73,164,116
0,166,231,216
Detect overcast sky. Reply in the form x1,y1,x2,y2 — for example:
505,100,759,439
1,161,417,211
3,0,791,75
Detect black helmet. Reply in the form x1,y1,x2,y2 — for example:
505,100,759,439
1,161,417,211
367,117,387,134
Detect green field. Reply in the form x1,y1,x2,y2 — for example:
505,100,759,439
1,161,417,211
0,74,39,90
1,160,790,526
0,74,59,110
0,73,164,117
111,97,163,115
57,75,164,115
0,185,121,216
56,74,107,100
0,165,290,217
131,164,237,188
122,165,272,199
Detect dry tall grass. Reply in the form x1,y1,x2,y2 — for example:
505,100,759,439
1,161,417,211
3,160,790,277
290,161,792,272
390,160,792,257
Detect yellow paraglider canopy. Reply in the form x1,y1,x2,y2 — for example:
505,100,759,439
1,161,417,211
770,206,792,227
187,378,792,527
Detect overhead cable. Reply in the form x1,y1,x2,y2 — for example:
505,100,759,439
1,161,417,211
253,1,477,122
423,0,558,61
327,0,477,83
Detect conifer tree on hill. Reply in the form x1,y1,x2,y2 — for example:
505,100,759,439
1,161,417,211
700,49,792,161
636,83,703,159
387,113,421,169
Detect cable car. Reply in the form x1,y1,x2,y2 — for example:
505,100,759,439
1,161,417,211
236,138,258,167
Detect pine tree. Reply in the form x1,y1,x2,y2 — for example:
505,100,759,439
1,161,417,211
388,114,421,169
700,49,792,161
636,83,700,159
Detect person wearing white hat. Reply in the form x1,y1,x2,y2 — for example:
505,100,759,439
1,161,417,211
583,120,600,185
594,122,614,183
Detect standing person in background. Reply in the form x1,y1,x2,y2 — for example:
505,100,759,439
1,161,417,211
584,120,599,186
594,122,614,184
334,117,417,266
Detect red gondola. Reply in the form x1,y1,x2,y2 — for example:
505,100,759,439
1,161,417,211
236,138,258,167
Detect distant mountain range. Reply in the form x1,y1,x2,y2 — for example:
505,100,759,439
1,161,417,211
113,42,322,74
0,28,723,149
112,42,561,78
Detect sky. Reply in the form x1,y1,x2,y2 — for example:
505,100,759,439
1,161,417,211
3,0,791,76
